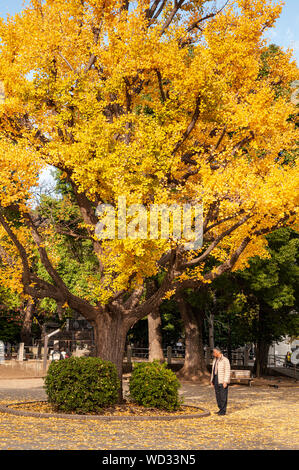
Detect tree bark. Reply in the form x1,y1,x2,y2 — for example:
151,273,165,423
177,297,209,382
92,306,130,402
20,298,35,346
0,200,259,398
227,317,232,364
148,309,164,362
253,309,270,377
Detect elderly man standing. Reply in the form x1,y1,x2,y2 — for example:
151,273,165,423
210,347,231,416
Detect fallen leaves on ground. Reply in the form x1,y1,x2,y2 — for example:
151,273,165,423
7,401,203,417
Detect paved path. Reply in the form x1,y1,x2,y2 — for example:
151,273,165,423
269,367,298,379
0,377,298,450
0,378,44,389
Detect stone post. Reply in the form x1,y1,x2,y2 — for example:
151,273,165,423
167,346,172,365
17,343,24,362
127,345,132,366
244,348,249,367
0,340,5,364
206,347,211,366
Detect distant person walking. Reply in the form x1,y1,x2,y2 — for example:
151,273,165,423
210,347,231,416
285,351,292,368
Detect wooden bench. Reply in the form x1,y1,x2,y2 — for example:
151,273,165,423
230,370,253,386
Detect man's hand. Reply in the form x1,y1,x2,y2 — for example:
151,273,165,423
223,382,227,388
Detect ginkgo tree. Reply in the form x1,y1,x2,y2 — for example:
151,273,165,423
0,0,298,395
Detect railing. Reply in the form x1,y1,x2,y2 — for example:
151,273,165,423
3,341,255,367
128,347,185,359
125,346,254,366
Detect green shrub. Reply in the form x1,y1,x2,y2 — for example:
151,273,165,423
44,357,120,414
129,360,182,411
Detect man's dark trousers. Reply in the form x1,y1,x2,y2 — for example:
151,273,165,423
213,373,228,415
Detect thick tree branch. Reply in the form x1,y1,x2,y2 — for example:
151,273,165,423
146,0,163,19
27,271,99,322
84,24,102,73
0,244,16,267
231,131,255,156
186,1,229,34
58,51,75,72
214,125,227,151
180,213,252,269
160,0,185,35
0,209,65,304
126,250,179,323
176,212,294,293
68,177,104,272
123,286,144,311
0,210,32,286
203,200,219,233
54,226,89,240
0,208,100,321
172,95,201,155
205,209,246,234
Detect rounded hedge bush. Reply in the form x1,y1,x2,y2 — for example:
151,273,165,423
129,360,182,411
44,357,120,414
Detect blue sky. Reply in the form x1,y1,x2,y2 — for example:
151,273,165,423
264,0,299,65
0,0,298,189
0,0,298,63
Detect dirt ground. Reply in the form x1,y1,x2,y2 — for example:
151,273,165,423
0,365,44,379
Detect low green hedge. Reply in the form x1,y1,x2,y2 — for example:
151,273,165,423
44,357,120,414
129,360,182,411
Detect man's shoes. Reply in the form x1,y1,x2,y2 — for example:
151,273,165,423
218,412,226,416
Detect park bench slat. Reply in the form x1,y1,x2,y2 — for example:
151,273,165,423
230,370,253,386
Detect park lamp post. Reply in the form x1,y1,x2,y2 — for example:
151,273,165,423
43,328,61,373
291,80,299,106
0,81,5,104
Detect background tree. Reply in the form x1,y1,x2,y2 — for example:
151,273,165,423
0,1,298,396
148,309,164,362
238,228,299,375
0,286,22,344
0,286,42,345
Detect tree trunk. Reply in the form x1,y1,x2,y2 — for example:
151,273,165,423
177,297,209,382
253,309,270,378
92,307,129,402
227,318,232,364
253,341,270,377
20,298,35,345
148,309,164,362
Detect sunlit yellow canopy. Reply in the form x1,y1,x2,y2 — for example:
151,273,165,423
0,81,4,104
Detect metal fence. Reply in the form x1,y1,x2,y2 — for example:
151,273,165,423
125,346,254,366
128,347,185,359
3,340,96,360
